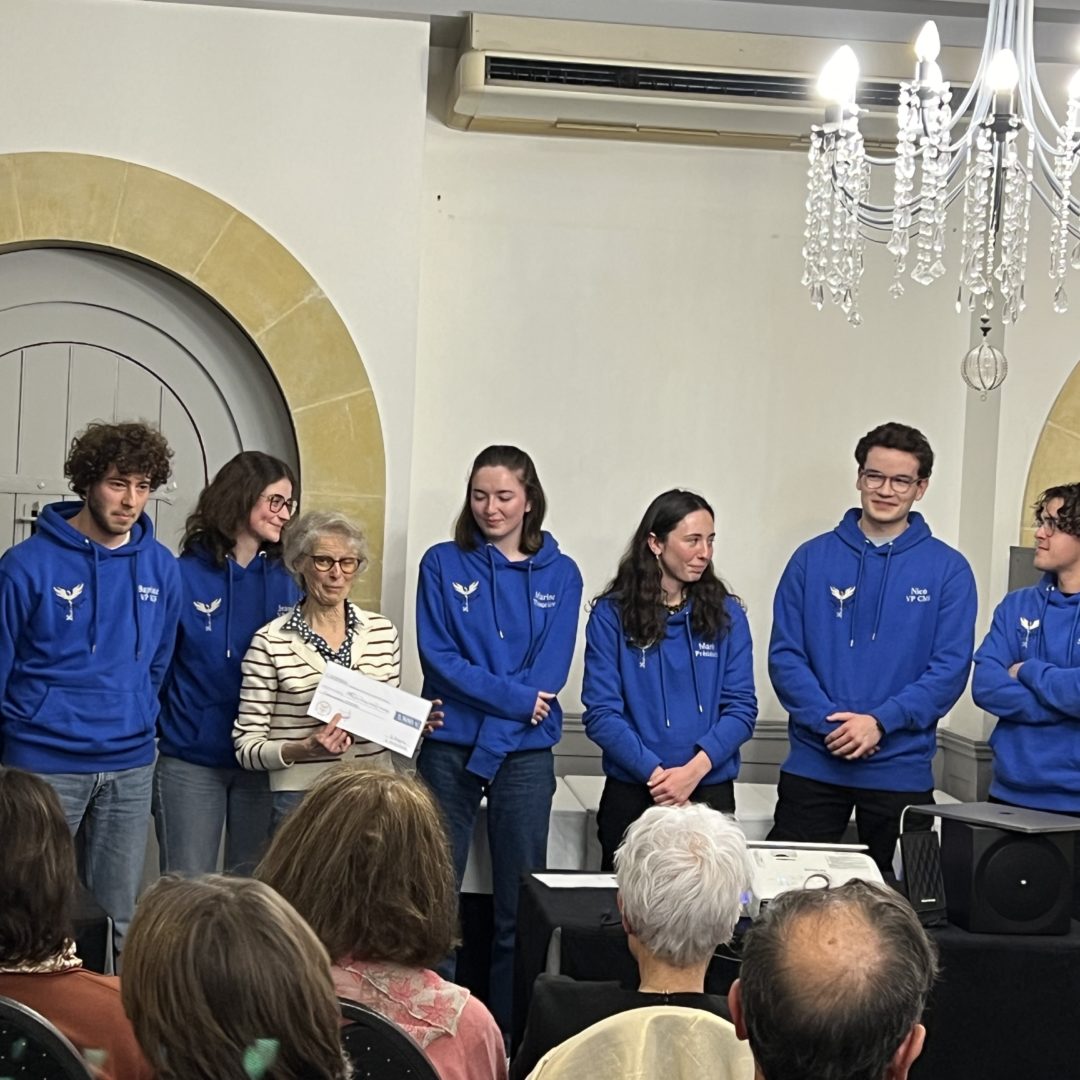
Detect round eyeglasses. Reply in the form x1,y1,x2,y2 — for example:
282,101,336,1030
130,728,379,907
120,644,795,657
260,493,298,514
307,554,362,575
858,469,921,496
1034,513,1064,536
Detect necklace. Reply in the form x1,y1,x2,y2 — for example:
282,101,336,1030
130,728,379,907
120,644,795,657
663,597,689,616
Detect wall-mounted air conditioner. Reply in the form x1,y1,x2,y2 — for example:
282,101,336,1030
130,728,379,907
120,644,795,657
446,14,977,150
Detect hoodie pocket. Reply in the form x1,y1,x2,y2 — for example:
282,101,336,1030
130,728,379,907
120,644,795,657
30,687,152,753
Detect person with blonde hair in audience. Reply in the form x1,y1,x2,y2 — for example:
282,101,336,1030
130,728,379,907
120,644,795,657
511,802,753,1079
121,874,351,1080
728,879,939,1080
232,509,401,831
0,766,153,1080
257,765,506,1080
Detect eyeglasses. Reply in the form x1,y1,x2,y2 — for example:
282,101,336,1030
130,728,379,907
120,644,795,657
261,493,298,515
307,554,362,575
1034,513,1065,536
858,469,922,496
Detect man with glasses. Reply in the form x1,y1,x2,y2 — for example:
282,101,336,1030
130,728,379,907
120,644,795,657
973,484,1080,822
767,421,976,875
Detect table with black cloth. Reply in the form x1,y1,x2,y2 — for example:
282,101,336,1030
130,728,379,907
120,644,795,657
513,872,1080,1079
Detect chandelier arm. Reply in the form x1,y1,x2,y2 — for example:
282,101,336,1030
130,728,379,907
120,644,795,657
1015,0,1063,150
1030,166,1080,235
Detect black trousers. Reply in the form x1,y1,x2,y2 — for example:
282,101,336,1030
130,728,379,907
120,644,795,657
596,776,736,871
767,771,934,877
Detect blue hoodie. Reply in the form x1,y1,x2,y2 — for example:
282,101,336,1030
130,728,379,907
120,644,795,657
582,596,757,785
158,546,300,769
0,501,181,773
769,509,976,792
973,574,1080,811
416,532,583,782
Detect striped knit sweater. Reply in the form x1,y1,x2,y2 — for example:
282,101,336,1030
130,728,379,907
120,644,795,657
233,603,401,792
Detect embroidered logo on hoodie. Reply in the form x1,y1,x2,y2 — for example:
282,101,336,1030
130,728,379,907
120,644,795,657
194,598,222,631
138,585,159,603
533,591,557,609
52,583,84,621
829,585,856,618
1020,616,1040,650
452,581,479,612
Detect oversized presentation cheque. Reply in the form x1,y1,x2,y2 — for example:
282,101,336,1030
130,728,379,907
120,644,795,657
307,662,433,758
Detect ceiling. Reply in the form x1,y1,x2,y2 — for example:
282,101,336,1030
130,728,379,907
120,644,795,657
147,0,1080,61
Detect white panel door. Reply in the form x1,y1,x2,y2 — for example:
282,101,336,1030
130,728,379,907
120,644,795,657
0,248,299,554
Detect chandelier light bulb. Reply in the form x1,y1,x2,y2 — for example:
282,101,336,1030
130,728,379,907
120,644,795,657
915,21,941,63
1068,69,1080,101
817,45,859,105
924,60,945,90
987,48,1020,92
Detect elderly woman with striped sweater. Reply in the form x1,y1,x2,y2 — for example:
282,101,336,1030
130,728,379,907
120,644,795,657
233,510,400,830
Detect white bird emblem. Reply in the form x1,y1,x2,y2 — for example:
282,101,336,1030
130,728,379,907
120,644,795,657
53,583,84,622
194,598,222,631
830,585,856,619
1020,616,1040,650
452,581,479,613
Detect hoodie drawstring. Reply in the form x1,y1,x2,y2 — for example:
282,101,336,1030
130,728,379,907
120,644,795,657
871,543,894,642
132,552,143,661
90,547,101,654
683,618,704,716
486,547,504,639
224,560,236,659
849,547,868,648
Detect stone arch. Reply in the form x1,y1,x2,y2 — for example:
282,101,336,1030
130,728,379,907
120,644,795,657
1022,371,1080,548
0,152,384,606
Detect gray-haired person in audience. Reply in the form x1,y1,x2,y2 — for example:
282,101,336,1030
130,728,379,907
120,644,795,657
729,879,939,1080
511,803,752,1079
232,509,400,831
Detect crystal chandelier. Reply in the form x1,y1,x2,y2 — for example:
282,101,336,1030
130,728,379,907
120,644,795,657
802,0,1080,328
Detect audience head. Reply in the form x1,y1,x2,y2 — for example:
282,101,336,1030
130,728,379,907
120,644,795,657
453,444,547,555
730,879,939,1080
282,509,368,599
0,767,76,965
614,803,752,969
122,875,349,1080
182,450,298,563
64,420,173,497
256,766,459,968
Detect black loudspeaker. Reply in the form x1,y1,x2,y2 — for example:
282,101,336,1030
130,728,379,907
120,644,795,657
899,829,948,927
941,818,1074,935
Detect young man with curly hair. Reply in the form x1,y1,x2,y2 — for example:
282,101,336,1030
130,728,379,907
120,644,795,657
974,483,1080,814
767,421,977,875
0,421,181,958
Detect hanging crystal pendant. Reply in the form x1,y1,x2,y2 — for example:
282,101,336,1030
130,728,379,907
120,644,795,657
960,316,1009,394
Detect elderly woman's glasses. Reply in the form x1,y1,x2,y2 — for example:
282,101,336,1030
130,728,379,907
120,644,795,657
261,493,298,514
308,554,362,575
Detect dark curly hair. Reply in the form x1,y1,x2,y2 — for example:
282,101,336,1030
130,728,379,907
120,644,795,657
453,445,547,555
181,451,297,565
65,421,173,498
596,489,738,648
854,422,934,479
1034,483,1080,538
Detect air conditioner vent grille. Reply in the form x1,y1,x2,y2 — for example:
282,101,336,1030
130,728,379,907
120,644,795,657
485,56,906,109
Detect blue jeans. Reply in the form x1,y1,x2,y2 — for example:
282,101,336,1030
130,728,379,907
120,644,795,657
42,762,154,960
152,755,273,876
270,789,307,834
416,741,555,1034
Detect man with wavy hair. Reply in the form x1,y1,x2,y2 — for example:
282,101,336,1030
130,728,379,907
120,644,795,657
0,421,180,958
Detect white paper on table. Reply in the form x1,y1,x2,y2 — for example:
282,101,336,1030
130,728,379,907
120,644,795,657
307,662,432,758
533,873,617,889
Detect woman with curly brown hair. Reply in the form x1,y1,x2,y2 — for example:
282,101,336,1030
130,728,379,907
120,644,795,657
122,875,351,1080
256,766,506,1080
155,450,300,876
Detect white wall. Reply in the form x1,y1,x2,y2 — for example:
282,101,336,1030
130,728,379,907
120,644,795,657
0,0,430,628
405,48,977,716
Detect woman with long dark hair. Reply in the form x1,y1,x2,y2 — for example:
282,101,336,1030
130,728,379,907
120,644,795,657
415,445,582,1035
154,450,300,875
583,489,757,869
